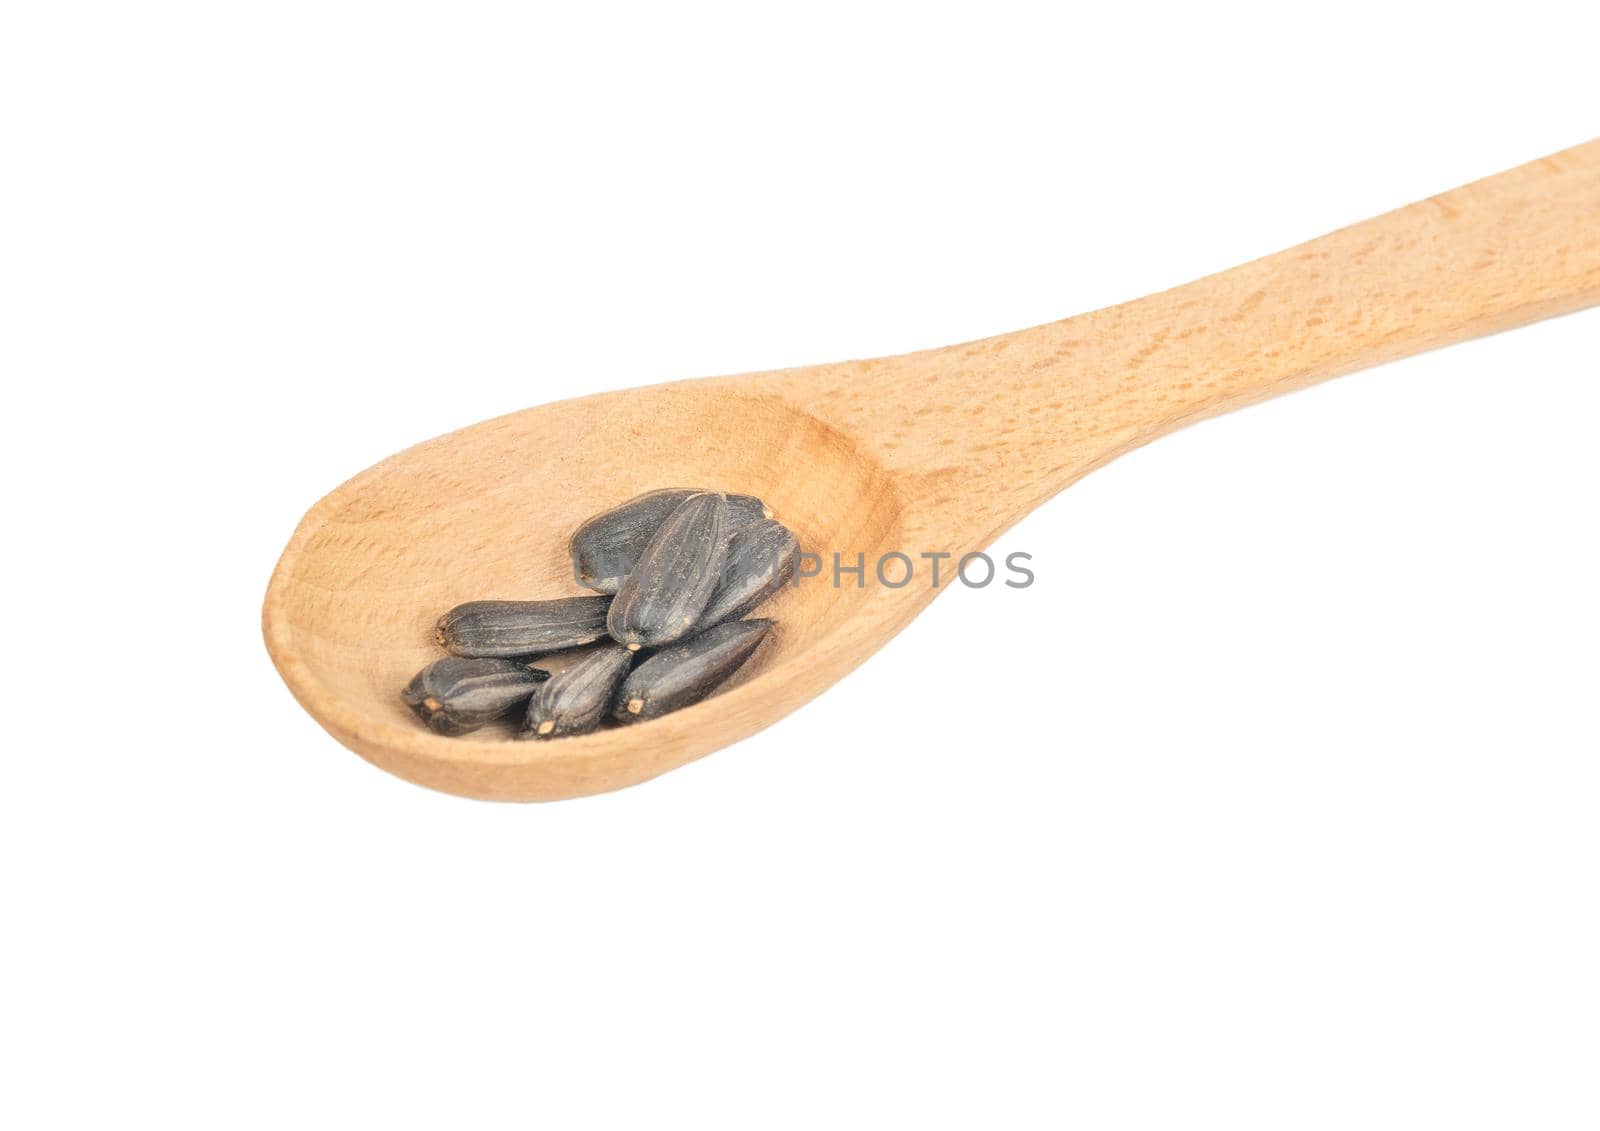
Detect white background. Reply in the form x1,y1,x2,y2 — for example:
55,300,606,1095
3,3,1597,1128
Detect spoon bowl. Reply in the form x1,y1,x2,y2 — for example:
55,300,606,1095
266,141,1600,799
265,382,921,799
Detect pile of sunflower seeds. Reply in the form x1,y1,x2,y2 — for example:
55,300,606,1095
403,489,798,740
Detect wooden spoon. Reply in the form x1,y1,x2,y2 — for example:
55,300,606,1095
264,140,1600,801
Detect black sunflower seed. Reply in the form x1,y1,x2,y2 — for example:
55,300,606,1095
612,618,772,723
517,642,635,740
401,656,550,736
435,596,612,658
606,492,728,650
570,488,770,594
703,519,799,627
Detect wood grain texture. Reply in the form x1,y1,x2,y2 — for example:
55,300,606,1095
264,140,1600,801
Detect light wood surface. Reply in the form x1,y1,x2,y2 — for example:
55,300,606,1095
264,140,1600,801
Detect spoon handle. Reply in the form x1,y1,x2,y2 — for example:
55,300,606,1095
1036,139,1600,438
792,140,1600,531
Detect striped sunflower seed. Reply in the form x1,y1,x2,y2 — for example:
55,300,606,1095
402,656,549,736
613,618,772,724
570,488,770,594
517,642,635,740
606,492,728,650
436,596,611,658
702,518,799,627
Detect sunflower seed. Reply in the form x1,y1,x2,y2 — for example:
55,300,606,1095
606,492,728,649
436,596,611,658
702,519,799,627
402,656,549,736
570,488,771,594
613,619,772,723
517,643,635,740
